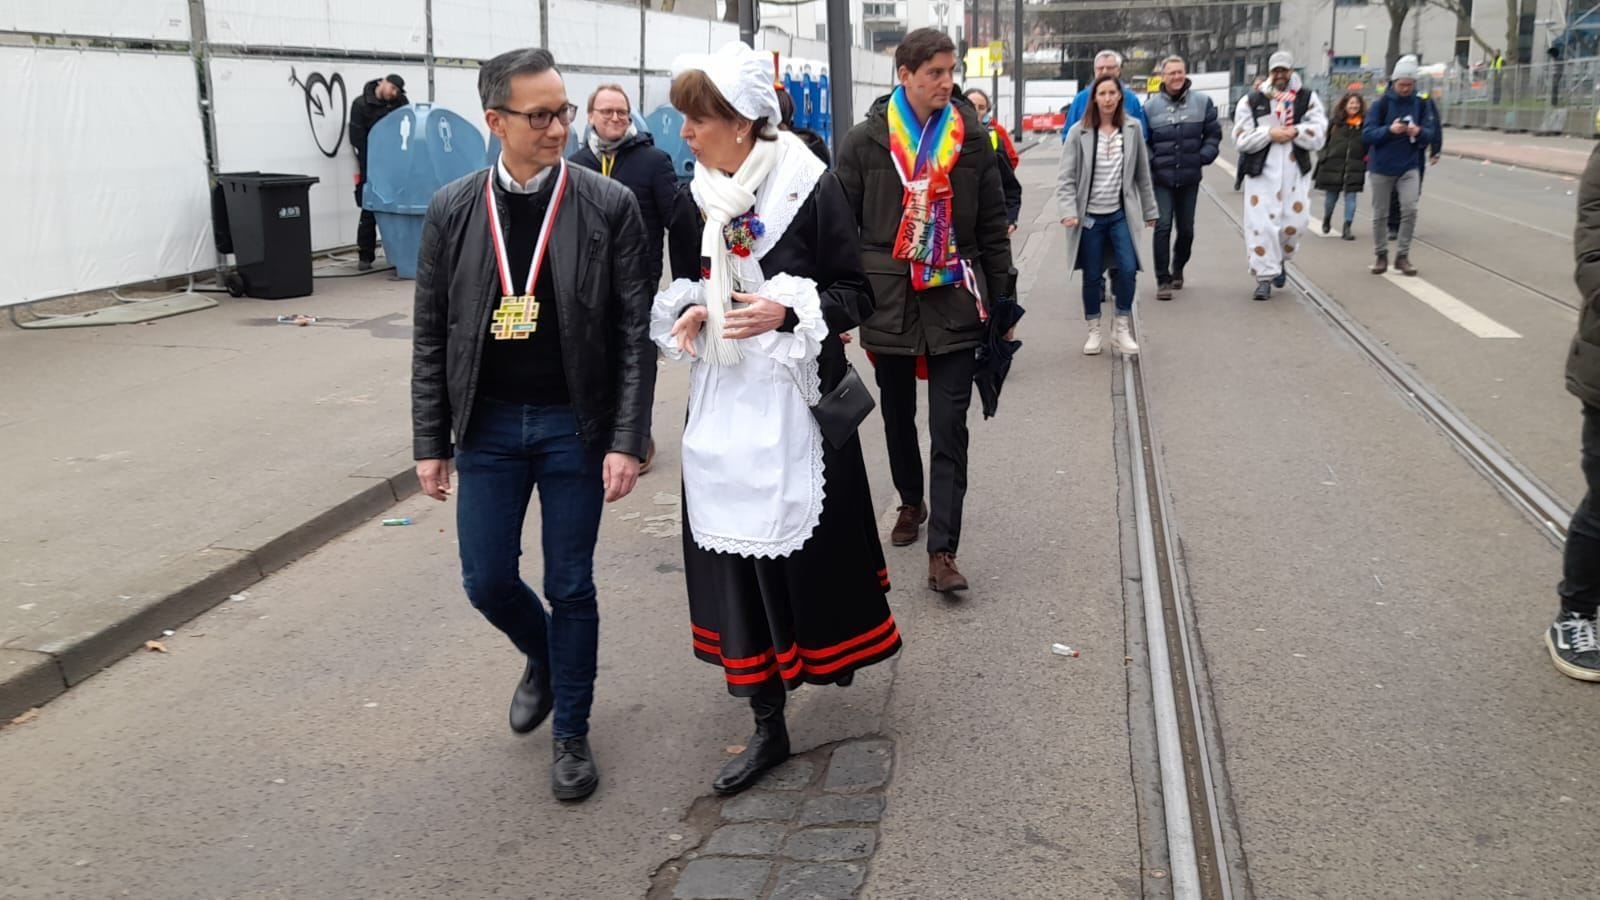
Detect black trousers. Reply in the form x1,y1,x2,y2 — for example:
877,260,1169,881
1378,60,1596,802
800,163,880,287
1562,404,1600,616
1153,183,1200,283
873,350,978,555
355,182,378,263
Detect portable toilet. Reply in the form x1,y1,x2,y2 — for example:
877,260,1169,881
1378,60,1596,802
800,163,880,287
782,63,802,112
798,64,817,131
804,65,824,136
363,103,486,278
816,67,832,145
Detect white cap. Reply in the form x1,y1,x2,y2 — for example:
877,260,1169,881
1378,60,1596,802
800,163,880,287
1391,55,1420,81
1268,50,1294,72
671,41,783,125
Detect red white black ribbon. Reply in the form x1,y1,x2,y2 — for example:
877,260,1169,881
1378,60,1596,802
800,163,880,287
485,159,569,297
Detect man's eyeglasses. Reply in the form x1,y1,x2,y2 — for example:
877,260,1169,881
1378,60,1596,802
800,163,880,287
496,103,578,130
592,109,632,120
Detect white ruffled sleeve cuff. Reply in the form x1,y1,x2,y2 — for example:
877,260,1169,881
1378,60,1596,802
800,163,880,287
651,279,705,361
747,273,826,367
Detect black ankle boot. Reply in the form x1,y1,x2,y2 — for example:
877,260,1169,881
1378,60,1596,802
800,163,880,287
1322,210,1333,235
713,685,791,796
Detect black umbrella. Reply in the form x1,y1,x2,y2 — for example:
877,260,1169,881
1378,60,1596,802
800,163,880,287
975,266,1024,420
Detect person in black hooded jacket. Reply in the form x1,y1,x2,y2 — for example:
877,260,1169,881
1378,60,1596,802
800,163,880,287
349,74,408,270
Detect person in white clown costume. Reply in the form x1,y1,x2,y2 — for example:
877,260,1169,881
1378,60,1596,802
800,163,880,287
654,42,903,797
1233,50,1327,301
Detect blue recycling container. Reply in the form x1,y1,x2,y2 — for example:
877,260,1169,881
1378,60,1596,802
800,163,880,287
363,103,487,278
640,106,696,182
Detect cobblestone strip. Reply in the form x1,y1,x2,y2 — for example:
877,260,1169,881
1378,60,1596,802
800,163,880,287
650,737,895,900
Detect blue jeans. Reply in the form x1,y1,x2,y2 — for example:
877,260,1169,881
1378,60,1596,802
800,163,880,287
455,400,606,739
1323,190,1360,224
1078,208,1137,319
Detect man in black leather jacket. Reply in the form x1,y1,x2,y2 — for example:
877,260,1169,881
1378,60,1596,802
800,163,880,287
410,47,656,803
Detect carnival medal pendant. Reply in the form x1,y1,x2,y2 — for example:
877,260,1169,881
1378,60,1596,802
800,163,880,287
490,294,540,340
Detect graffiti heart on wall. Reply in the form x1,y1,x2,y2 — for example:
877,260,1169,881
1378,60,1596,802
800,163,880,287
288,67,348,158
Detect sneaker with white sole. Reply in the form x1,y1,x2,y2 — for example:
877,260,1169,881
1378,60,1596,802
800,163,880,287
1083,321,1104,355
1547,611,1600,681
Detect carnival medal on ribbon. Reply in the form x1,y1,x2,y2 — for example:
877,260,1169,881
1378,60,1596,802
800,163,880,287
487,160,570,340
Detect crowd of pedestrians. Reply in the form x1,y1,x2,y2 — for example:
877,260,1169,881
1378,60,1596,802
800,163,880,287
400,26,1495,803
411,30,1015,803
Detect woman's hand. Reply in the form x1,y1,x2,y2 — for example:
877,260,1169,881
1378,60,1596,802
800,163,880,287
723,292,787,340
1146,219,1158,229
1062,216,1080,229
671,306,708,357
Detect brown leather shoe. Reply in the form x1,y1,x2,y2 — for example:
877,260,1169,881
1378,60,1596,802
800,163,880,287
928,552,969,593
1393,255,1417,276
891,503,927,547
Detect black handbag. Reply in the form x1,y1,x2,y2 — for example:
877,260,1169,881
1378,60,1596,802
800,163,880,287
809,364,875,450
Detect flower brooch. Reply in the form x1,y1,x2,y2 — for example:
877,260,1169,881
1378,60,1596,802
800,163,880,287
723,211,766,258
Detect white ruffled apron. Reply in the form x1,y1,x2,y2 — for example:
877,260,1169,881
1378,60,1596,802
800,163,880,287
650,134,830,558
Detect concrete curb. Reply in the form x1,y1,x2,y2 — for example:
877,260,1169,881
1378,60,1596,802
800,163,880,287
0,458,420,721
1444,148,1583,178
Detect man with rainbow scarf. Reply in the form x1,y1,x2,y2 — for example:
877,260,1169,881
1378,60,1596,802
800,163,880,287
836,27,1014,595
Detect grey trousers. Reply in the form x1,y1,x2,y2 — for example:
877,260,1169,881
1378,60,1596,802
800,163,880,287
1370,170,1420,258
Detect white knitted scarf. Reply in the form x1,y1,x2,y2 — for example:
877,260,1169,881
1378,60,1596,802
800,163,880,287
690,137,780,366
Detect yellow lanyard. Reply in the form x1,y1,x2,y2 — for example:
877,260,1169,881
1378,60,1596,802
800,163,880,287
600,154,616,178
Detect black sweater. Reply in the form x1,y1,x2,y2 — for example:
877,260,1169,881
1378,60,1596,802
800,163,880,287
477,181,570,407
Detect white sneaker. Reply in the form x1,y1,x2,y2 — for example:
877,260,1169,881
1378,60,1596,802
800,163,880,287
1083,321,1104,355
1112,316,1140,355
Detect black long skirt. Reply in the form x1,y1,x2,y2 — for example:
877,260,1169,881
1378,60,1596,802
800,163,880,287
681,431,902,697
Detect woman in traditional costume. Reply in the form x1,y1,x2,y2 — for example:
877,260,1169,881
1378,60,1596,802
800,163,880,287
653,42,902,796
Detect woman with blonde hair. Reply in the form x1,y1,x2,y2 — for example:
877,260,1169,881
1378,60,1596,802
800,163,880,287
655,42,902,795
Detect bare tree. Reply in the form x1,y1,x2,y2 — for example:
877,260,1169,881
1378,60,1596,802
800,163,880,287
1505,0,1519,63
1422,0,1501,59
1381,0,1422,73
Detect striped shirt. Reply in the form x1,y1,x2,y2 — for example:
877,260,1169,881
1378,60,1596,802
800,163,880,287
1087,129,1125,215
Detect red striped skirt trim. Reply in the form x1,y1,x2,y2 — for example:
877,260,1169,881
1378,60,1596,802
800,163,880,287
691,614,902,686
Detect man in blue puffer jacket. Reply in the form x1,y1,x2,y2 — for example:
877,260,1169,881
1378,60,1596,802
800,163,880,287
1143,54,1220,299
1363,54,1437,276
1060,50,1148,140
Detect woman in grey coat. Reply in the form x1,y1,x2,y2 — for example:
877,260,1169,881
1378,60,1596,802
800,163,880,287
1057,75,1158,356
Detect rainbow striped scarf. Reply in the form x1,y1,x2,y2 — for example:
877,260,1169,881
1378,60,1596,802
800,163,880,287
887,87,964,291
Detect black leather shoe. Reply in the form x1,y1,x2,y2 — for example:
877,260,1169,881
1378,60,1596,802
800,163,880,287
714,691,791,796
509,657,553,735
552,737,599,801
